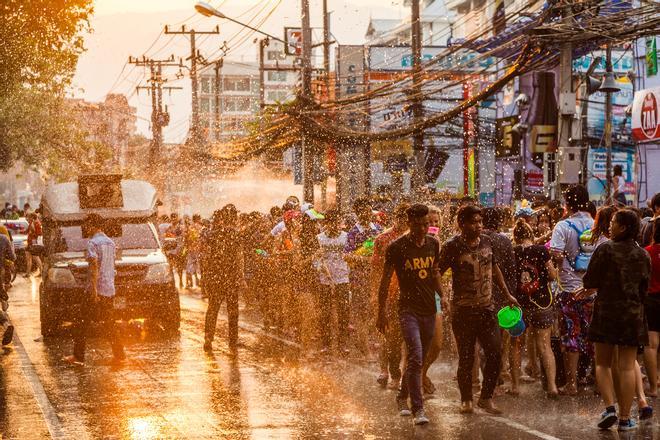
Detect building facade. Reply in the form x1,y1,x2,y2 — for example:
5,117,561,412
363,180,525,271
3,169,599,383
198,61,260,145
69,93,138,170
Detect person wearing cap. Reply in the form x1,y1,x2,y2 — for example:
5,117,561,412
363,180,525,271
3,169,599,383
64,214,124,365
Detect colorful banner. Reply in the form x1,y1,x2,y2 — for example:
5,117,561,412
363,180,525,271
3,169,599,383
586,76,633,141
647,37,658,77
632,86,660,143
587,147,635,206
495,116,520,158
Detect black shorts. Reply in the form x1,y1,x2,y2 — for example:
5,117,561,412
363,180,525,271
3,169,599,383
646,294,660,333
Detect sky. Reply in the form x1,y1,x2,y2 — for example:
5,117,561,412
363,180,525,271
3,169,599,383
73,0,408,143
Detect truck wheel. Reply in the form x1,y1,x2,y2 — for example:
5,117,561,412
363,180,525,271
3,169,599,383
159,300,180,336
39,287,59,337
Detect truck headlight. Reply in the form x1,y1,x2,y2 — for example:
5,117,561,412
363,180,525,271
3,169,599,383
145,263,173,283
47,268,77,287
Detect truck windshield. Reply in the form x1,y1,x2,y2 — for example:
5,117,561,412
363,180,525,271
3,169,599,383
54,223,159,252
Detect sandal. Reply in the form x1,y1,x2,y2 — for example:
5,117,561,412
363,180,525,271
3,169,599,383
505,389,520,397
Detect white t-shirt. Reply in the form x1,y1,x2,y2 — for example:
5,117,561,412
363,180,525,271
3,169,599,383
550,211,594,292
316,231,350,285
270,221,286,237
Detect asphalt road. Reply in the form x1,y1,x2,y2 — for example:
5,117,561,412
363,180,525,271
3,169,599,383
0,276,658,439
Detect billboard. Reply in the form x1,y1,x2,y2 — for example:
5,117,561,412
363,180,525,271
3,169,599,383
586,76,634,141
632,86,660,143
587,147,636,206
367,46,497,73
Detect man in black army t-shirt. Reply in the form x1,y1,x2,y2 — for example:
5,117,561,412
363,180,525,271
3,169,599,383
377,204,448,426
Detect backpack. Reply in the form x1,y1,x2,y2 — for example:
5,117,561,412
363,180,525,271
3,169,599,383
640,217,654,247
519,259,541,297
564,220,594,272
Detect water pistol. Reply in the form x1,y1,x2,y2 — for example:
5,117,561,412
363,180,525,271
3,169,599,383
354,237,375,257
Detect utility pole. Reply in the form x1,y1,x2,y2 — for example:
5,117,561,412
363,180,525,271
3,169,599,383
130,55,182,170
553,2,576,200
604,45,613,202
258,38,268,110
213,59,223,141
301,0,314,203
164,25,220,146
320,0,331,209
411,0,425,193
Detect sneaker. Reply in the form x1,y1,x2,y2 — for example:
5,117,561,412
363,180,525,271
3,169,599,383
413,409,430,425
377,373,388,388
2,324,13,345
597,408,618,429
397,397,411,416
639,406,653,420
617,419,637,431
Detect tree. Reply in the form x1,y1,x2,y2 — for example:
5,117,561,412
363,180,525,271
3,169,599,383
0,0,98,178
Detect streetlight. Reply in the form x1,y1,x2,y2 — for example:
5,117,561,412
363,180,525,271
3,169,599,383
194,2,287,44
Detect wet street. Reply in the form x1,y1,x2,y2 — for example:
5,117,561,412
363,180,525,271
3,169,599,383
0,276,658,440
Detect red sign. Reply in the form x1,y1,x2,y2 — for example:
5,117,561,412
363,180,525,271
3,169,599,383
285,27,302,56
632,87,660,142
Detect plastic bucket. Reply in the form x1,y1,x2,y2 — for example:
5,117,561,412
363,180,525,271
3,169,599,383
507,318,526,337
497,306,522,329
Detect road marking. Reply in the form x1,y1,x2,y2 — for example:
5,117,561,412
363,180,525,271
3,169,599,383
181,293,563,440
488,416,562,440
12,333,67,440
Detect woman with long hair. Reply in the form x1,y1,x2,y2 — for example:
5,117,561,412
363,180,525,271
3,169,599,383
509,219,559,397
580,210,651,431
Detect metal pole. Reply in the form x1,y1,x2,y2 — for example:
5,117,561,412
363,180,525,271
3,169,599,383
190,29,200,144
301,0,314,203
214,60,222,141
554,3,574,200
156,64,163,160
320,0,331,209
411,0,425,193
149,62,159,166
604,44,613,203
259,39,267,110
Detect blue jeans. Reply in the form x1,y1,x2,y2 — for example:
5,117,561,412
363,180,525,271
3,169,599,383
397,310,436,413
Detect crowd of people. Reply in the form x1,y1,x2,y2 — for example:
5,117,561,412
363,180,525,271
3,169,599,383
158,186,659,430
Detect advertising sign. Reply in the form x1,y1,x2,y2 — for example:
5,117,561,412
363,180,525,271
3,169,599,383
495,116,520,157
646,36,658,77
573,50,634,75
585,76,633,141
284,27,302,56
369,79,464,150
368,46,496,72
587,148,635,206
632,86,660,143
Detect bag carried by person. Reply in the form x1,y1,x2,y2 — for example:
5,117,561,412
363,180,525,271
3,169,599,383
564,220,594,272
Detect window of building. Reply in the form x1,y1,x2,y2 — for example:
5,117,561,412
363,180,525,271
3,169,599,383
223,97,251,112
201,78,211,94
223,77,250,91
267,50,286,61
267,90,291,103
267,71,287,82
200,98,211,113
